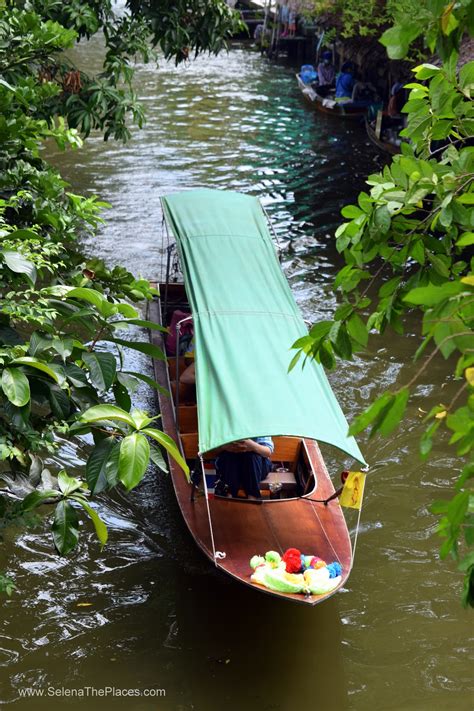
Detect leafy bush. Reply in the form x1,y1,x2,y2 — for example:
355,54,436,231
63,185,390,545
293,2,474,606
0,1,241,582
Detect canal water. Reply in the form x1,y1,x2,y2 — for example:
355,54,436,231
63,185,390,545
1,42,472,711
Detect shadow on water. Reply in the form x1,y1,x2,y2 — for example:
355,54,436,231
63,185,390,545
1,43,473,711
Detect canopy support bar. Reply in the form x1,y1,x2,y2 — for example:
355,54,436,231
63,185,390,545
174,315,193,435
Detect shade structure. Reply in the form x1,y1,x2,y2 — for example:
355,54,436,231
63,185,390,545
161,189,366,466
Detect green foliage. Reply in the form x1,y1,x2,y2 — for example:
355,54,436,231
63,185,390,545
0,2,232,584
2,0,242,141
294,6,474,606
0,573,16,596
381,0,473,61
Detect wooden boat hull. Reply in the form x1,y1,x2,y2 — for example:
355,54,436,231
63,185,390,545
296,74,367,119
148,284,353,605
365,117,400,155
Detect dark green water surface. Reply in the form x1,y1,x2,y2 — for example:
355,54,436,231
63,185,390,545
1,42,472,711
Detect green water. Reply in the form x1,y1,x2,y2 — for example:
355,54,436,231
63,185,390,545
1,42,472,711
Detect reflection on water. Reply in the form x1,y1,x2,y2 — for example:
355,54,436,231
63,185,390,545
2,44,472,711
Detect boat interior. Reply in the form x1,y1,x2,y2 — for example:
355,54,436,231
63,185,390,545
160,282,317,502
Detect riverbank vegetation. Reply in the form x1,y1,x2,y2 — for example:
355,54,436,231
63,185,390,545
294,0,474,606
0,1,241,593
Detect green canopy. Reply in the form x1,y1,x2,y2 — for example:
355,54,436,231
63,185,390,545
162,189,366,465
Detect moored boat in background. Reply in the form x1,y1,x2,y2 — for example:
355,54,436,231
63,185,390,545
296,73,368,118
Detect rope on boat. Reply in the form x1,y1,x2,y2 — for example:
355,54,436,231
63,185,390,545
199,453,225,565
304,465,369,570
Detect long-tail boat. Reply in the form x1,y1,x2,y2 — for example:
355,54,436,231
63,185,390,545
296,73,368,119
148,189,366,605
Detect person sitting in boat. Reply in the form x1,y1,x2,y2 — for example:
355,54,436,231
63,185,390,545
336,62,377,105
215,437,273,500
317,51,335,96
178,337,196,402
335,61,356,102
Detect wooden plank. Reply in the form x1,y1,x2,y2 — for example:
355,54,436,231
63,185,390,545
181,432,301,464
178,405,198,433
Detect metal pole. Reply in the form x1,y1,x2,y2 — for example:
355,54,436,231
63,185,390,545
261,203,284,263
175,321,180,433
163,243,175,325
174,315,193,435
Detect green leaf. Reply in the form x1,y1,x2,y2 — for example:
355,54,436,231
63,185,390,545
52,500,80,555
380,24,421,59
318,341,336,369
130,409,159,430
86,437,120,494
149,445,169,473
459,61,474,96
113,318,167,332
80,404,136,428
288,350,302,373
82,351,116,391
59,287,107,312
348,392,393,436
308,321,333,341
403,282,465,306
456,463,474,491
11,358,65,386
374,205,391,233
328,321,352,359
72,497,108,547
373,388,410,437
105,338,166,361
456,193,474,205
341,204,364,219
52,338,74,361
48,384,71,419
1,250,37,286
347,313,368,347
64,363,89,388
58,470,83,496
379,276,401,298
456,232,474,247
21,489,60,511
1,368,30,407
142,427,189,480
420,420,441,459
118,433,150,490
428,253,450,279
121,370,168,396
113,380,131,411
410,240,425,265
414,63,440,80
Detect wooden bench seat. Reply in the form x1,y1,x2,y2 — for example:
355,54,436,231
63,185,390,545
180,433,302,467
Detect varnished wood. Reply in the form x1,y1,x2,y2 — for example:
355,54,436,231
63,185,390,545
178,405,198,433
181,431,301,465
148,283,353,605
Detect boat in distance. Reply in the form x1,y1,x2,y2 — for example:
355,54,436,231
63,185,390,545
295,73,368,118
